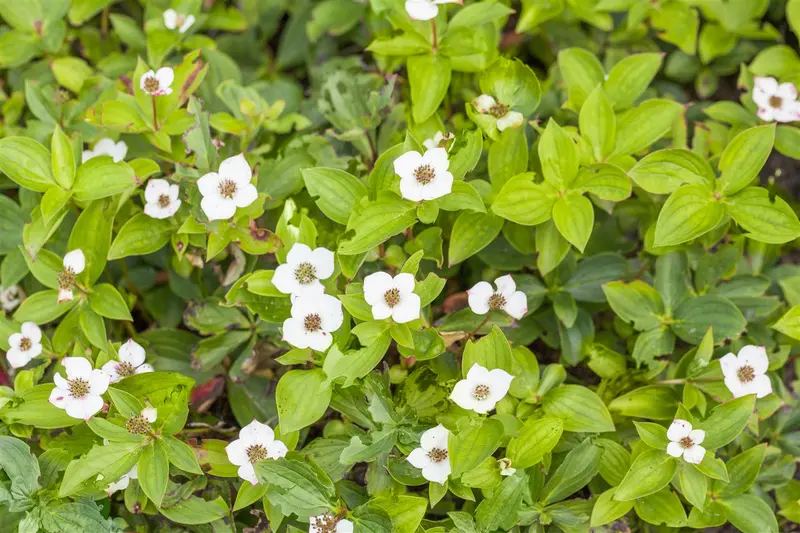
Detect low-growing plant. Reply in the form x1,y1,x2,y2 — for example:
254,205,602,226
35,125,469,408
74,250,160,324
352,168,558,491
0,1,799,533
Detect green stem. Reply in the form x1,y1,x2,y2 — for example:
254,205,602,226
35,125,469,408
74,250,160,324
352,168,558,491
431,19,438,52
655,377,723,385
151,96,159,131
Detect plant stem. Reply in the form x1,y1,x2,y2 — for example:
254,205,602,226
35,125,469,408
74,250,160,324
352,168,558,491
655,377,723,385
151,96,159,131
431,19,438,52
466,311,493,340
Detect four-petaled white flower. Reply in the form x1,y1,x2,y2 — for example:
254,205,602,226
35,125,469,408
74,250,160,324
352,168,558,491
404,0,462,20
140,67,174,96
49,357,109,420
498,457,516,477
144,178,181,219
406,424,451,484
467,274,528,320
450,363,514,414
101,339,154,383
272,243,335,298
198,154,259,221
752,76,800,123
82,138,128,163
0,285,23,312
393,147,453,202
57,249,85,303
363,272,421,324
6,322,42,369
309,514,354,533
105,465,137,495
720,345,772,399
666,419,706,464
423,131,454,150
163,9,195,33
473,94,524,131
282,294,343,352
225,420,288,485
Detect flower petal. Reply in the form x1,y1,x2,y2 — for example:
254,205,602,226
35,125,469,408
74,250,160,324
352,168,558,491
420,424,449,450
450,379,478,411
497,111,524,131
306,330,333,352
666,441,683,458
271,264,301,295
724,375,745,398
21,322,41,343
467,281,494,315
422,460,451,484
336,519,355,533
155,67,174,90
393,273,416,295
145,179,169,203
220,154,253,185
494,275,517,298
486,369,514,400
407,447,431,469
197,173,222,197
267,439,288,459
282,318,309,349
6,347,31,368
310,247,335,280
139,70,156,91
405,0,439,20
683,445,706,464
751,374,773,399
163,8,178,29
286,243,313,265
466,363,491,383
399,175,425,202
422,147,449,171
738,345,768,374
392,292,421,324
65,395,104,420
233,183,259,208
142,407,158,422
718,352,739,378
225,438,248,466
370,300,393,320
49,386,70,408
88,369,110,395
503,291,528,320
201,196,237,221
421,170,453,200
667,419,692,441
135,363,154,374
240,420,275,447
238,463,259,485
62,356,93,379
473,94,496,113
119,339,146,366
777,82,798,101
688,429,705,445
319,295,344,332
393,151,423,179
63,249,85,274
363,272,394,305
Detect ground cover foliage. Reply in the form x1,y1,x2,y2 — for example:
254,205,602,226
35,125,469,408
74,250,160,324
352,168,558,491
1,0,800,532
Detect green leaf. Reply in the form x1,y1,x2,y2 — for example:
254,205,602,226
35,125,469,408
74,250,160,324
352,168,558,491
557,48,605,110
633,421,670,449
73,158,137,202
718,494,778,533
716,444,766,498
506,417,563,469
488,127,528,193
552,194,594,252
614,449,677,501
276,369,332,433
609,386,679,420
0,137,55,192
725,186,800,244
108,214,173,259
437,180,485,213
773,304,800,340
541,385,615,433
323,332,392,387
539,120,580,189
448,211,503,266
89,284,132,321
696,395,755,450
718,124,775,196
50,126,76,190
59,441,143,497
491,176,555,225
603,53,663,110
0,436,40,497
302,168,368,225
540,438,602,504
634,487,688,527
408,54,451,123
612,99,682,156
571,164,631,202
461,326,513,375
474,472,527,532
628,148,715,194
41,502,112,533
158,496,229,525
680,462,708,511
339,195,417,255
579,86,615,160
672,294,746,344
138,439,170,507
14,290,77,325
479,57,541,116
448,2,514,29
255,455,336,515
591,487,634,527
449,418,504,476
69,200,114,286
654,185,725,247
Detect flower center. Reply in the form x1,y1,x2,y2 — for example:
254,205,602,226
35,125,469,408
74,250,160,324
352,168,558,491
384,288,401,307
125,414,152,435
489,103,509,118
414,164,435,185
246,444,268,464
426,447,448,463
769,95,782,108
294,262,316,285
68,378,90,399
19,337,32,351
57,269,75,289
312,514,338,533
218,179,237,199
143,76,160,93
304,313,322,332
679,436,694,449
54,89,70,105
157,194,171,208
472,384,490,400
177,15,185,25
488,293,506,310
737,365,755,383
116,361,136,378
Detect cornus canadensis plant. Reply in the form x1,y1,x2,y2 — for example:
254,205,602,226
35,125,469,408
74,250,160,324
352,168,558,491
2,2,800,533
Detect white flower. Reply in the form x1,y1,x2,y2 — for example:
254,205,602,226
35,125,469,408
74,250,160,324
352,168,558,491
309,514,354,533
225,420,288,485
450,363,514,414
272,243,335,298
49,357,109,420
144,178,181,219
197,154,259,221
720,345,772,399
105,465,137,495
140,67,174,96
393,147,453,202
467,274,528,320
404,0,462,21
82,138,128,163
407,424,451,484
473,94,524,131
57,249,85,303
1,285,23,312
498,457,516,476
124,406,158,435
282,294,343,352
423,131,454,150
752,76,800,123
6,322,42,369
101,339,154,383
666,419,706,464
163,9,195,33
363,272,421,324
